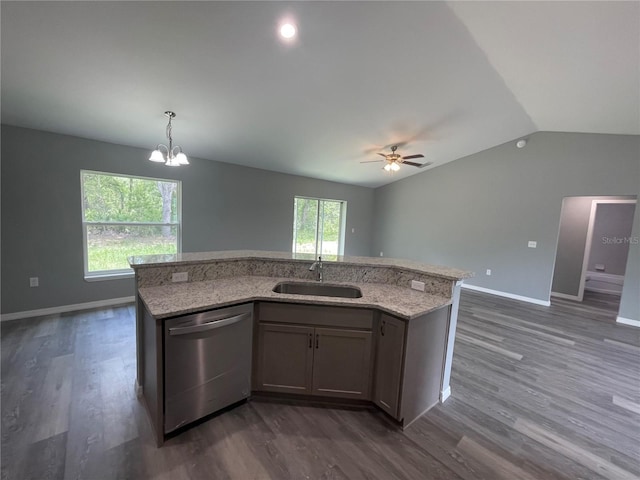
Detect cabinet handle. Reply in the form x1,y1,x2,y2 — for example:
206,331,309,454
381,320,386,336
308,333,312,349
315,334,319,349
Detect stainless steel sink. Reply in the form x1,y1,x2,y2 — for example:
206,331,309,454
272,282,362,298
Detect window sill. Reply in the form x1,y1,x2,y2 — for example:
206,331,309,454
84,272,134,282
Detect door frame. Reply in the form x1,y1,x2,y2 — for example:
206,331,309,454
577,199,637,301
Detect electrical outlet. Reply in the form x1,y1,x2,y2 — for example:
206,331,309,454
379,251,384,257
486,269,492,276
29,277,39,287
172,272,188,283
411,280,425,292
528,241,537,248
351,228,355,233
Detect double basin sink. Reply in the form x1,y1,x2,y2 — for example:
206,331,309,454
272,281,362,299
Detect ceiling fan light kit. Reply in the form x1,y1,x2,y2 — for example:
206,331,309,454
149,111,189,167
384,162,400,172
361,144,428,173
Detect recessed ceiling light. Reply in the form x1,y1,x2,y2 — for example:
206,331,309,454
280,23,296,39
516,139,527,149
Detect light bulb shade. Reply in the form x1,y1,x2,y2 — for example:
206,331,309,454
391,162,400,171
280,23,296,39
149,149,165,162
175,152,189,165
383,163,392,172
166,156,181,167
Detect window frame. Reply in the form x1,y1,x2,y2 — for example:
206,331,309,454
292,195,347,257
80,169,182,280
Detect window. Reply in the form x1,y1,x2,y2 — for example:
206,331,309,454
292,196,346,257
81,170,181,279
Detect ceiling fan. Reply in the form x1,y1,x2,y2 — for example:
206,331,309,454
361,145,432,172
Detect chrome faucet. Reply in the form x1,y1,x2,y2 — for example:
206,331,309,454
309,256,323,282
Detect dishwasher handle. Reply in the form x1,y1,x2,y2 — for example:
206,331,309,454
168,312,250,336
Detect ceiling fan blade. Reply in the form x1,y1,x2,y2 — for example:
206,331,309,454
402,154,424,160
360,160,384,164
402,161,424,167
377,153,388,158
417,161,434,169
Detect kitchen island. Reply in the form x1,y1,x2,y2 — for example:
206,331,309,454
130,251,472,446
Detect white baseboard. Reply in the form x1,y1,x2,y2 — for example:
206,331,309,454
461,284,550,307
551,291,581,301
135,379,144,398
440,386,451,402
1,296,135,322
617,316,640,328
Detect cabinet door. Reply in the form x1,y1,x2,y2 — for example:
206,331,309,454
256,323,314,394
312,328,372,400
374,315,406,419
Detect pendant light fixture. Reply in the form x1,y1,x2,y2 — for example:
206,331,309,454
149,111,189,166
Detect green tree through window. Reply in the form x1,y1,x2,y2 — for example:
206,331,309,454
81,171,181,275
293,197,345,256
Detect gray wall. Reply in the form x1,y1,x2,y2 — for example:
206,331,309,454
552,196,635,297
619,203,640,321
372,132,640,310
1,125,374,314
588,203,636,275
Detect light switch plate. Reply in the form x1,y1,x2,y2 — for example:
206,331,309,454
172,272,188,282
29,277,39,287
528,241,537,248
486,269,492,276
411,280,425,291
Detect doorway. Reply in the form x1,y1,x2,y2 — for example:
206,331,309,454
581,200,636,300
551,196,637,303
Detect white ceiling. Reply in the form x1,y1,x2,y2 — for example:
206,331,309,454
2,1,638,188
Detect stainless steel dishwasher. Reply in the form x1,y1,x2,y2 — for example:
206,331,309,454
163,303,253,434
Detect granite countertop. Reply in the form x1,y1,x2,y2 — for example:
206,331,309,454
138,276,452,320
129,250,473,281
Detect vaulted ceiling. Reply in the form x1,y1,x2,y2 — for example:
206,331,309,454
2,1,638,187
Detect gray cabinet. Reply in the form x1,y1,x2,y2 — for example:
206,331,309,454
254,303,373,401
373,307,450,428
254,301,450,428
373,314,406,418
256,323,314,394
312,328,372,399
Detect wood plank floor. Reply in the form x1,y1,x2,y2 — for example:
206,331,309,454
2,290,639,479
